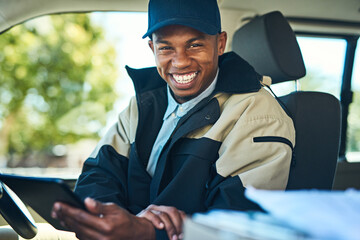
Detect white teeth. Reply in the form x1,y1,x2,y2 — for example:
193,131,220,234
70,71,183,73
172,72,197,84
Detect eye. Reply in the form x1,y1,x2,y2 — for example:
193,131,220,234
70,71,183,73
190,43,203,48
158,46,173,51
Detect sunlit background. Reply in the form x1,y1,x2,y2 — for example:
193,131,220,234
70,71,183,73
0,12,359,178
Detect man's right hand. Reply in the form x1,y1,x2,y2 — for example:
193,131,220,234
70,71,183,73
137,204,187,240
52,198,156,240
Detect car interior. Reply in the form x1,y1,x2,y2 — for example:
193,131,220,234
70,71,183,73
0,0,359,239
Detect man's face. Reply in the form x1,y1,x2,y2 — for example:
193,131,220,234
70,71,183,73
149,25,227,103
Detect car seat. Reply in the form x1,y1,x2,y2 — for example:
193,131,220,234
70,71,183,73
232,11,341,190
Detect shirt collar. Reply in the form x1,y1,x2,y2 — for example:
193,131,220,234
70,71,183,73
164,69,219,120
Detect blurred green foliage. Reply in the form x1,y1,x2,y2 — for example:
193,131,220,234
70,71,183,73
0,14,118,166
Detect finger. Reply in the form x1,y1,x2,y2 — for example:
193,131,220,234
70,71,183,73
60,214,98,240
60,214,110,240
156,211,178,240
53,201,109,233
179,210,187,221
53,201,150,240
84,197,104,217
52,202,95,238
54,201,130,239
138,210,165,229
153,206,184,235
144,205,186,239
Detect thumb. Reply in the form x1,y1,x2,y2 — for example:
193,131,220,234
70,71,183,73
84,198,123,217
84,197,103,215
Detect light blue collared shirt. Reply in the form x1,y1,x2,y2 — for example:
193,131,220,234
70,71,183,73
146,70,219,176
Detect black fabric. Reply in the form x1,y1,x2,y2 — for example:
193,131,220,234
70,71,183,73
127,143,152,214
125,66,166,94
75,145,129,207
216,52,262,93
280,92,341,189
232,11,306,84
205,174,264,212
151,137,222,213
135,87,168,167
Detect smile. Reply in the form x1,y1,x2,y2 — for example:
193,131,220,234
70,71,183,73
171,72,198,84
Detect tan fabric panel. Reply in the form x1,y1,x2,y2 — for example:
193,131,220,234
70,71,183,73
187,88,293,141
186,88,294,190
184,92,238,139
89,97,138,158
203,91,262,142
213,88,295,190
235,141,292,190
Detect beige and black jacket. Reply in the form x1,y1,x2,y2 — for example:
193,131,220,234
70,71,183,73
75,52,295,219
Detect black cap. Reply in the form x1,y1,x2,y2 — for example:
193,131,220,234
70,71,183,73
143,0,221,39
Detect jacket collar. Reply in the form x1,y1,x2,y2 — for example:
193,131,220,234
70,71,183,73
125,51,261,96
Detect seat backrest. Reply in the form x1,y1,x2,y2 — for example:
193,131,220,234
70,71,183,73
232,11,341,190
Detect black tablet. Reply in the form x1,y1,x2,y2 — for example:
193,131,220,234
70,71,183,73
0,173,86,231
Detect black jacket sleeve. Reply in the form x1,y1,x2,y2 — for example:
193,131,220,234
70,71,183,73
74,145,129,208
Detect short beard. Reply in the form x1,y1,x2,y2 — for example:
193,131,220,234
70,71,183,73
174,94,196,103
169,89,197,104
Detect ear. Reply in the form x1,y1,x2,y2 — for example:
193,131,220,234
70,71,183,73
148,40,155,54
217,31,227,56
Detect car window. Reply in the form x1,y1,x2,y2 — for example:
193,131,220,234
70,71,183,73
271,36,360,163
0,12,153,178
347,38,360,162
271,36,346,98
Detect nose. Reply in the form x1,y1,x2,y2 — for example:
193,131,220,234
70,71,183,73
172,50,191,69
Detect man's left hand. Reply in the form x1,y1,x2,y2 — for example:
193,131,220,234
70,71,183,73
137,204,186,240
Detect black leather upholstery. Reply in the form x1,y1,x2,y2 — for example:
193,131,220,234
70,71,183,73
232,11,341,190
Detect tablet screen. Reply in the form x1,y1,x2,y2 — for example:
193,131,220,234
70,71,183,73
0,174,85,231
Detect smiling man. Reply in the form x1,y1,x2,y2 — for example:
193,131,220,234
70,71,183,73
149,25,226,104
52,0,295,239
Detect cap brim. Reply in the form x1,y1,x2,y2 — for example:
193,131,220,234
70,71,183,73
142,18,220,39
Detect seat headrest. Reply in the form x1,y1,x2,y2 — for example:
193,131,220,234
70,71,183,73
232,11,306,84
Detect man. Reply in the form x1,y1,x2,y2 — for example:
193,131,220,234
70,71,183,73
52,0,295,239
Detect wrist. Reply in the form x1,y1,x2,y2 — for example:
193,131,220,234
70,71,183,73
134,216,156,240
